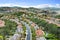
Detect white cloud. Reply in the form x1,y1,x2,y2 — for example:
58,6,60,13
0,3,20,7
55,4,60,8
0,3,30,8
0,3,60,8
33,4,60,8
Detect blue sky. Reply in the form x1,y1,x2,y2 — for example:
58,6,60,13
0,0,60,5
0,0,60,8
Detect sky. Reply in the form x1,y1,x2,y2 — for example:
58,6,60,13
0,0,60,8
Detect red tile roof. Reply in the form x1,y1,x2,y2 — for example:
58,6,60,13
0,20,5,27
36,29,44,37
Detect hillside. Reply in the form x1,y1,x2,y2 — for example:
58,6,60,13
0,7,60,40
